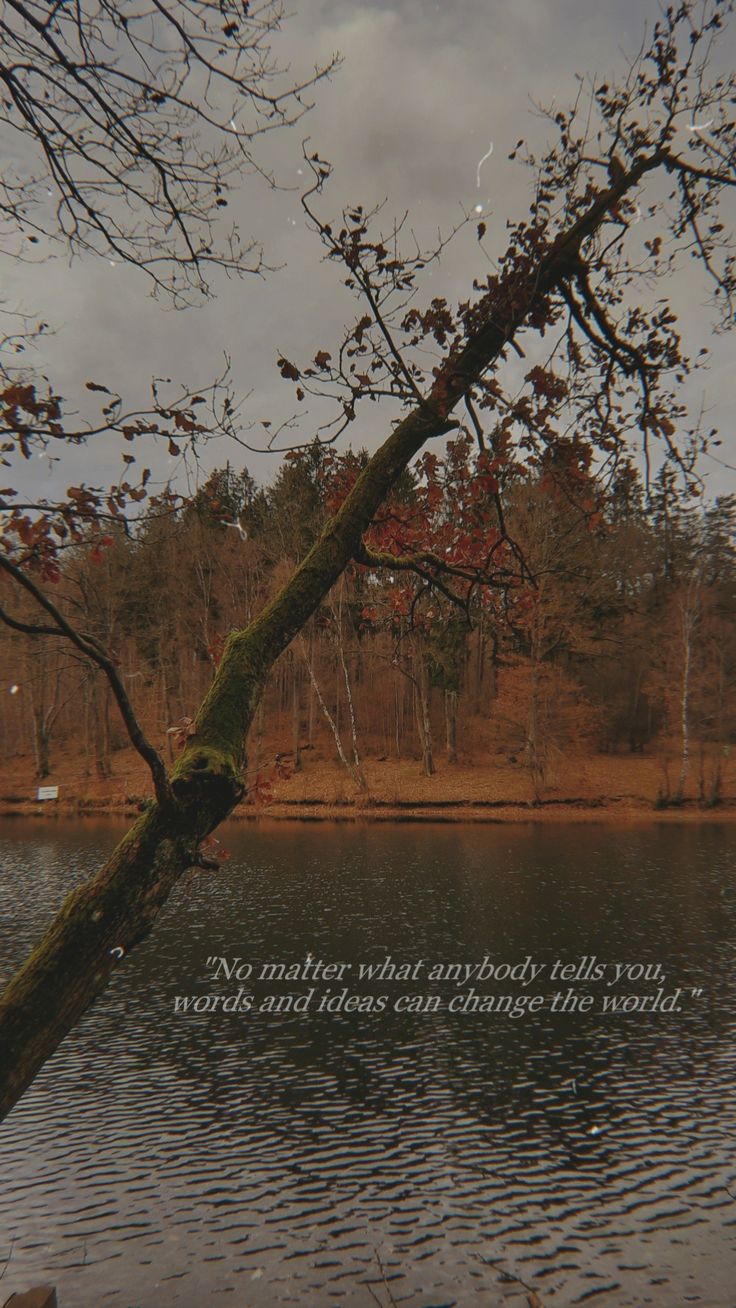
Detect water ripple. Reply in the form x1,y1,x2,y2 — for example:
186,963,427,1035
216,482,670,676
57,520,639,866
1,819,734,1306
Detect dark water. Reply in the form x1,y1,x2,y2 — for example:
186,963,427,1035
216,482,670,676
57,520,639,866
0,819,735,1308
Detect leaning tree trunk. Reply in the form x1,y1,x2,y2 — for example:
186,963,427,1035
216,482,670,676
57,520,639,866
1,395,455,1118
0,162,650,1122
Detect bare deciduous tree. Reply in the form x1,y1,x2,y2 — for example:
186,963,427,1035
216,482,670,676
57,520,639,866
1,0,336,305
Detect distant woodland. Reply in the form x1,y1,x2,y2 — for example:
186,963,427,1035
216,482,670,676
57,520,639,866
3,441,734,808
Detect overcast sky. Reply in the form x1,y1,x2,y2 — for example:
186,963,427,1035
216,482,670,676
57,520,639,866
5,0,735,504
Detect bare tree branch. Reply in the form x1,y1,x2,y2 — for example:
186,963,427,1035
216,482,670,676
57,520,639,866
0,555,170,804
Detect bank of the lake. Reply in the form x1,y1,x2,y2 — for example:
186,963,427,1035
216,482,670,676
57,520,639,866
1,745,735,823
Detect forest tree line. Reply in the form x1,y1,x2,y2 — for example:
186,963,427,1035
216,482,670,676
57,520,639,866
2,440,735,805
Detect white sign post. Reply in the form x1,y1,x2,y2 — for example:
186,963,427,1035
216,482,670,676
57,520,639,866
37,785,59,801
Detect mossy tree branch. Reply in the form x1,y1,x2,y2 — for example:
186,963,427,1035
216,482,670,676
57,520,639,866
0,148,716,1122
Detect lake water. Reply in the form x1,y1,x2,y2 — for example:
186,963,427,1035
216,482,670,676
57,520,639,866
0,819,734,1307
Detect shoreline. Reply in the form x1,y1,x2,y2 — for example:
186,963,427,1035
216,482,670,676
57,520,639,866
2,796,734,824
3,745,734,826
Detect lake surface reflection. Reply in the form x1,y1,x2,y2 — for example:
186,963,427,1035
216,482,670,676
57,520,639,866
0,819,735,1307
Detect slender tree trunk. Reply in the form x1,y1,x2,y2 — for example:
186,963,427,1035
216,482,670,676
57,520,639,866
29,697,47,780
292,661,302,772
27,643,62,780
526,658,544,804
697,743,705,803
488,629,499,707
307,636,316,747
708,756,723,808
414,655,435,777
445,689,458,763
82,674,92,779
334,658,341,751
34,721,51,781
677,618,693,801
341,655,365,779
628,669,643,753
93,673,112,780
333,589,368,790
474,616,485,713
676,562,703,801
252,697,265,773
300,639,367,792
161,666,176,765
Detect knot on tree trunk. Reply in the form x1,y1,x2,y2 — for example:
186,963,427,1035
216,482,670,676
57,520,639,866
170,745,244,814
